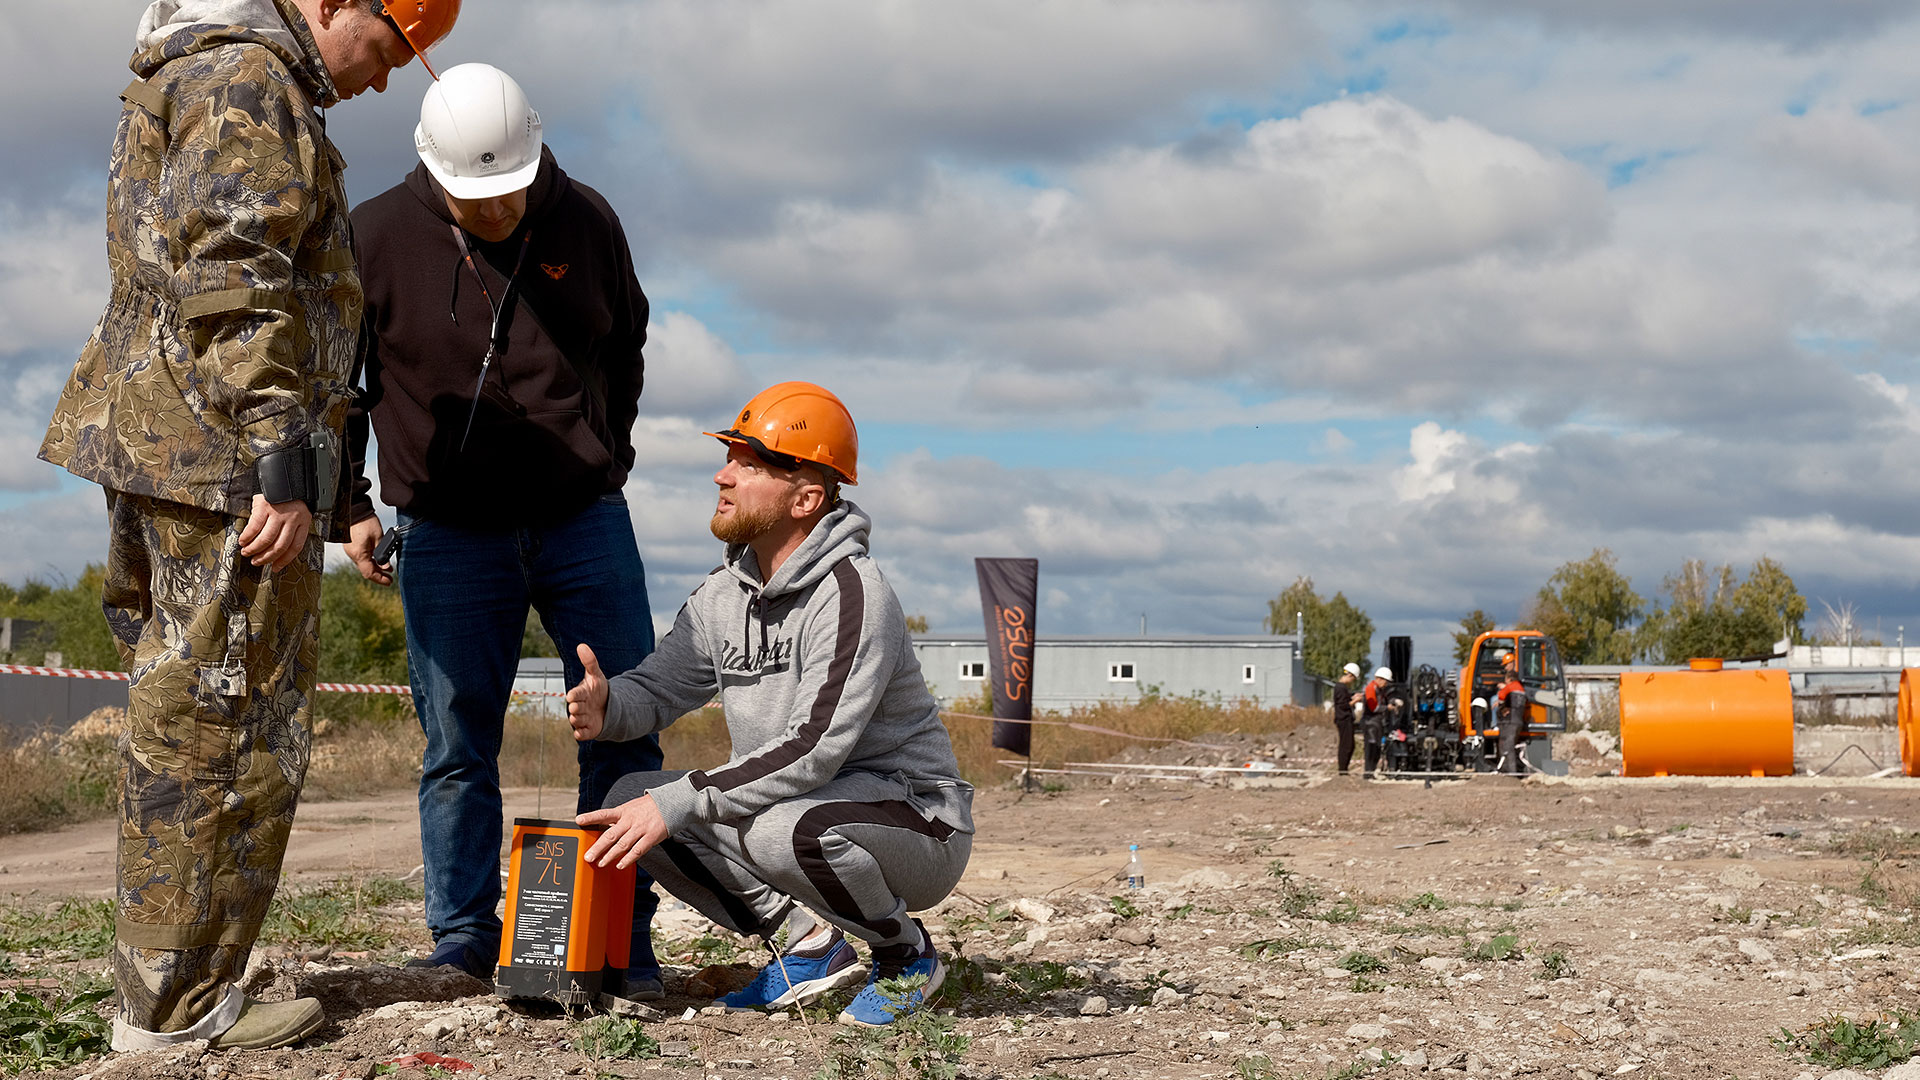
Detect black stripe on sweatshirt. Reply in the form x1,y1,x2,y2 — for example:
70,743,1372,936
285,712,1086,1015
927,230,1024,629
658,839,772,938
693,560,864,795
792,799,955,939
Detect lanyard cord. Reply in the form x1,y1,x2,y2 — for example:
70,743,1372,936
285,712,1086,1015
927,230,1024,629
449,225,534,451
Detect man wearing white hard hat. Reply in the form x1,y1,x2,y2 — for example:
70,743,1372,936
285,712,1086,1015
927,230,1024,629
1360,666,1399,777
341,63,665,994
1331,662,1361,775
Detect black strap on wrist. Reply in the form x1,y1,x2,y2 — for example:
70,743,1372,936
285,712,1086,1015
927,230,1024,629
256,431,336,513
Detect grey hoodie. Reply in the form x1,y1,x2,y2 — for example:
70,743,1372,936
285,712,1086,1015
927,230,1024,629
601,500,975,837
602,503,975,834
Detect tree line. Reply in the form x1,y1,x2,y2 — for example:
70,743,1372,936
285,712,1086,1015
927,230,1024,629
0,565,554,683
1269,548,1847,682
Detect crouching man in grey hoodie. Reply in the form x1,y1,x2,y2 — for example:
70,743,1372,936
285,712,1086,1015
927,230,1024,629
564,382,974,1027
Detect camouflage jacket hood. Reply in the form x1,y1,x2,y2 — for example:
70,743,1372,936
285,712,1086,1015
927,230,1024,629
132,0,339,107
41,0,361,534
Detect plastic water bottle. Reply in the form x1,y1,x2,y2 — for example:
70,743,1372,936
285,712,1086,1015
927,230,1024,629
1126,844,1145,890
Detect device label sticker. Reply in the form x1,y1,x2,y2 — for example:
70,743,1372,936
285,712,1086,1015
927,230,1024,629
511,833,576,967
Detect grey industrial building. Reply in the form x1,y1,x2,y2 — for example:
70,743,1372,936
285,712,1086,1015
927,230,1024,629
910,633,1309,710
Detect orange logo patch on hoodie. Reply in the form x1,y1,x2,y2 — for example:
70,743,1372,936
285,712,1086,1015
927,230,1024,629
540,263,569,280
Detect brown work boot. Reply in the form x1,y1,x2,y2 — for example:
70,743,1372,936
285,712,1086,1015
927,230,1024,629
208,996,325,1050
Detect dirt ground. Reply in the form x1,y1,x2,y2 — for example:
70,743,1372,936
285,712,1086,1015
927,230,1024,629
5,729,1920,1080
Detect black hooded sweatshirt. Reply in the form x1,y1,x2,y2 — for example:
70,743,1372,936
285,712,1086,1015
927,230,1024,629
346,148,647,529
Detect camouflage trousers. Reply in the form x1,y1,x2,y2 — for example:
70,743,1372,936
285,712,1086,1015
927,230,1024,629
101,491,322,1034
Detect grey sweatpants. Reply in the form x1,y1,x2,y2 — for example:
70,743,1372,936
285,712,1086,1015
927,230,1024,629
607,769,972,948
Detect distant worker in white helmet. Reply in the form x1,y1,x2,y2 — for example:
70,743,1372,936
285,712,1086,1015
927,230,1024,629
1360,665,1400,777
339,63,666,993
1331,662,1362,775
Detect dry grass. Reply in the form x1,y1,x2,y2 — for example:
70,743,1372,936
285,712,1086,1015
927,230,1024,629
0,717,121,834
496,704,737,789
1,691,1313,833
942,693,1318,789
309,700,741,798
0,731,95,834
304,702,426,800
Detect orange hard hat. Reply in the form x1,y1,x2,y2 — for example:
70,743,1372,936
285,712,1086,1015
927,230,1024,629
706,382,859,484
371,0,462,78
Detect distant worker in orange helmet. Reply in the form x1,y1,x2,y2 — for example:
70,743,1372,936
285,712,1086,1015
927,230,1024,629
1492,652,1531,774
564,383,976,1028
39,0,457,1054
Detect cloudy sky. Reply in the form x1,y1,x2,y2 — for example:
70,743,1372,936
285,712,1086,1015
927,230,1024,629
5,1,1920,666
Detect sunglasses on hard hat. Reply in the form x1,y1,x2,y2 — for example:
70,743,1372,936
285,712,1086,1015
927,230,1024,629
366,0,445,78
718,430,804,474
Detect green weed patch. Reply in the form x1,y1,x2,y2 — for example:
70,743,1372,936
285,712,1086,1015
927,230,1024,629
1774,1012,1920,1069
0,985,111,1072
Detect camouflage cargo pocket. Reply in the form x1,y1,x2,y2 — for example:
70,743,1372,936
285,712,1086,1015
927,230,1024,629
125,505,253,783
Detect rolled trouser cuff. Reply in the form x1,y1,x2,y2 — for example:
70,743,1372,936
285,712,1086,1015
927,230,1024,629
116,917,264,950
110,984,244,1051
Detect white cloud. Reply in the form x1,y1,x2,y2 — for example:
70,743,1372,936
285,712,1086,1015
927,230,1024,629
617,0,1314,196
1313,427,1355,457
706,92,1875,434
1082,97,1608,277
11,1,1920,651
1431,0,1911,44
638,312,751,418
0,203,108,355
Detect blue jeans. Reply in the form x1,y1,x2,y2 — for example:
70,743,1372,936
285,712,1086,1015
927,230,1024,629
396,494,664,977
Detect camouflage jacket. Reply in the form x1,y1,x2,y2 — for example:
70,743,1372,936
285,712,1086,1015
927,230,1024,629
40,0,361,539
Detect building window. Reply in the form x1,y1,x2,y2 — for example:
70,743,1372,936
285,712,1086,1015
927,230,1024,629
1109,661,1136,682
1242,664,1257,684
958,661,985,681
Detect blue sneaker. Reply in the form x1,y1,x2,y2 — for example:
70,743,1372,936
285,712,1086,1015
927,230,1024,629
837,923,945,1027
720,934,865,1010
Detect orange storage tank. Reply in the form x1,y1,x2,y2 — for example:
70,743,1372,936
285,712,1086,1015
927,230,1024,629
1618,660,1794,777
1900,670,1920,777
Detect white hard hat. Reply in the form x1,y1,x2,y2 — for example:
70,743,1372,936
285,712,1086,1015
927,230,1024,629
1372,666,1393,681
415,63,543,200
1342,662,1362,678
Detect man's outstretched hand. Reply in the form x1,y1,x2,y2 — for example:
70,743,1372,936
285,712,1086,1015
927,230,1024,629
567,642,609,741
578,794,667,869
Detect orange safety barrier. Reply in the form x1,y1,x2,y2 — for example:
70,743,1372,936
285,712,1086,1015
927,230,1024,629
1901,670,1920,777
1618,660,1794,777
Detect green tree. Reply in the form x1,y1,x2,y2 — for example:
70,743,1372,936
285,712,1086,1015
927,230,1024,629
0,566,122,672
1266,576,1373,682
317,565,410,683
1640,556,1808,662
1525,548,1642,664
1452,609,1496,664
1734,556,1807,646
518,610,561,659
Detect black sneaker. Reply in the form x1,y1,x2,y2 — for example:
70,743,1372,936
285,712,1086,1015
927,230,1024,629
405,939,494,980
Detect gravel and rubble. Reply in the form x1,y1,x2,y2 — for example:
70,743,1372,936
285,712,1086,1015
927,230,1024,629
10,765,1920,1079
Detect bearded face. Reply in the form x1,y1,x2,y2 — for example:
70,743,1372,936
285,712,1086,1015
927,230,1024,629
710,497,785,544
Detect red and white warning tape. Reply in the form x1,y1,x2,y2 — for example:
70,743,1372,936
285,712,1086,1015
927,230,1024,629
0,663,128,681
0,662,564,698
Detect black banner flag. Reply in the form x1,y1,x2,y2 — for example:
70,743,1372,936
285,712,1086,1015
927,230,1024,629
975,558,1038,755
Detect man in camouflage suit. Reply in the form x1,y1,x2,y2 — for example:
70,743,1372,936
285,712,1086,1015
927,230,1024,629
38,0,456,1053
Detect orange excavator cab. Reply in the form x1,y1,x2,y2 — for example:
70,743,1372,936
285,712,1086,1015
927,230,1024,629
1457,630,1568,772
